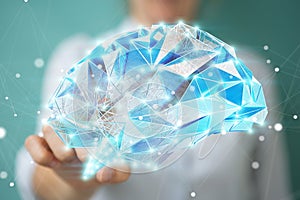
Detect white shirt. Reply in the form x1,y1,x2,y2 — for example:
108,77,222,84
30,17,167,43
16,18,291,200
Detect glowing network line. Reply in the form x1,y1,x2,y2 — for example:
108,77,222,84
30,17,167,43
47,22,267,179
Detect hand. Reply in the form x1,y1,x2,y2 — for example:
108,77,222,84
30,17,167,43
25,125,130,200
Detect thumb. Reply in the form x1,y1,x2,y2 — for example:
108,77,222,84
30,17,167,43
96,167,130,184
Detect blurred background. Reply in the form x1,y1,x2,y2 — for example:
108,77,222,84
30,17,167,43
0,0,299,199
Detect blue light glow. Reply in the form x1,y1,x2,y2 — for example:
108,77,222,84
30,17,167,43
48,23,268,179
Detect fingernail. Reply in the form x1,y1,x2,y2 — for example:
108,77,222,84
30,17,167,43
102,168,115,182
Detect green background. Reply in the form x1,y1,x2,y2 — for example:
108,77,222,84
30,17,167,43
0,0,299,199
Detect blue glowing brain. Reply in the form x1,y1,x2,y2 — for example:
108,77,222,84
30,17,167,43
48,23,267,177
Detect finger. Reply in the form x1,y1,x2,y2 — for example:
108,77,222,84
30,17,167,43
74,148,89,163
96,167,130,184
42,125,76,163
25,135,60,168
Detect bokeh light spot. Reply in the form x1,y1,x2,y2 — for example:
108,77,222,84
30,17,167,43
0,127,7,139
252,161,260,169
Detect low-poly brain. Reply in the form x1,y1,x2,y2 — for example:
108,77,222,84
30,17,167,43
48,22,267,178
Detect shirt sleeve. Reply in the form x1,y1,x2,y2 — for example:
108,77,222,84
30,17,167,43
254,132,291,200
237,48,292,200
15,148,38,200
15,34,91,200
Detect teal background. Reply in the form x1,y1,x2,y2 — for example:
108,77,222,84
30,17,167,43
0,0,299,199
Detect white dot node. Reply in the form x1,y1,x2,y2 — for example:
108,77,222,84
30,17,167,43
37,110,41,115
0,171,8,179
0,127,7,139
171,90,175,95
266,59,271,64
153,104,159,109
85,50,92,55
292,115,298,120
263,45,269,51
24,0,29,2
229,75,233,79
268,125,272,129
221,130,227,135
274,67,280,72
14,113,18,117
15,73,21,79
41,118,47,124
258,135,265,142
189,86,195,92
34,58,44,68
176,120,182,126
5,96,9,100
138,116,143,120
9,182,15,187
60,69,64,73
208,72,213,77
252,161,260,169
274,123,283,132
190,191,196,198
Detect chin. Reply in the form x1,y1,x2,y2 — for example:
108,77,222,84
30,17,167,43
151,13,182,24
